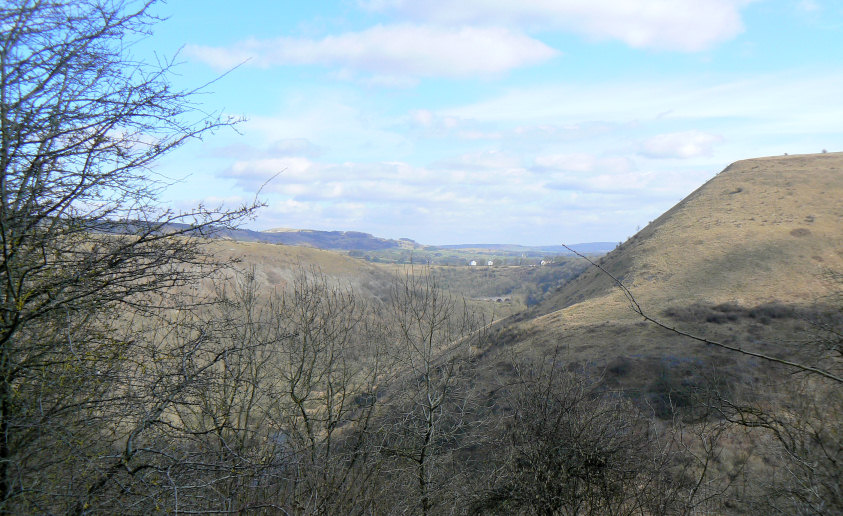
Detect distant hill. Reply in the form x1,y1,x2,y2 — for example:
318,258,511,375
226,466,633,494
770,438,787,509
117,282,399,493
207,227,418,251
194,239,398,303
436,242,616,255
162,224,612,257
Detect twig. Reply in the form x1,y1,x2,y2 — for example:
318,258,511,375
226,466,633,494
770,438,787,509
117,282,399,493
557,244,843,384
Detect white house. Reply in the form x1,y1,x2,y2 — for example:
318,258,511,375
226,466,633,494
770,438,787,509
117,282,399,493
469,260,477,266
486,260,494,266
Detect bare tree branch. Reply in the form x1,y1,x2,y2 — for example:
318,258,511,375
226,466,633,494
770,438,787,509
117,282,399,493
556,244,843,384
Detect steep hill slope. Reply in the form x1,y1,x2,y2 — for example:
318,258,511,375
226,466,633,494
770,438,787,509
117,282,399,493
543,152,842,314
480,152,842,382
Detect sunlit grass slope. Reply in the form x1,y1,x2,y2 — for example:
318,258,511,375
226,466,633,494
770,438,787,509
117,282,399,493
482,152,843,373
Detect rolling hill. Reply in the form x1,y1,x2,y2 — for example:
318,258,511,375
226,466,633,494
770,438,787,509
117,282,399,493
197,227,420,251
436,242,616,255
168,223,614,259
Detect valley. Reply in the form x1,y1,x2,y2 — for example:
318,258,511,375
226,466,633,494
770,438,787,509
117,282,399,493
210,152,842,514
8,148,842,514
7,2,841,512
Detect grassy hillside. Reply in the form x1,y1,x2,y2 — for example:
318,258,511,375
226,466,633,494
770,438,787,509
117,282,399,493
469,152,842,401
542,152,842,315
200,239,397,303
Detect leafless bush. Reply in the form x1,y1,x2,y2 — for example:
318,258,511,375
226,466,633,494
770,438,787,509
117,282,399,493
147,268,391,514
471,354,729,516
718,368,842,515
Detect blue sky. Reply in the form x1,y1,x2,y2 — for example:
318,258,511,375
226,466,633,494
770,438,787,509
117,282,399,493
143,0,842,245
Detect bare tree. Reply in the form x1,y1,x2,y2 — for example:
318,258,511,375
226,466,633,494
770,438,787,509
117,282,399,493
470,352,733,516
377,266,485,515
717,367,842,515
255,268,387,514
138,268,391,514
0,1,259,512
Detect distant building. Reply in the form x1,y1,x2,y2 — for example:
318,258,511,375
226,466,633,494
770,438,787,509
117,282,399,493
486,260,494,266
469,260,477,266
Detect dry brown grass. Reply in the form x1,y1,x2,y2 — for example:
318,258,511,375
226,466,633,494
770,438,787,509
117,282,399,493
451,152,843,440
482,153,843,365
198,239,396,300
553,152,842,311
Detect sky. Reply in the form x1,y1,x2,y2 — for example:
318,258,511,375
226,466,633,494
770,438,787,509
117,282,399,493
142,0,843,245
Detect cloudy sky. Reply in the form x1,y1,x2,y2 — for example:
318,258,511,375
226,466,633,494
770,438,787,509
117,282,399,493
145,0,842,245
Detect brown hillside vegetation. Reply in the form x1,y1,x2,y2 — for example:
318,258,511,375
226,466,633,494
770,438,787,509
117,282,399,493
461,153,843,514
103,153,841,514
483,152,842,372
549,151,841,310
202,239,395,298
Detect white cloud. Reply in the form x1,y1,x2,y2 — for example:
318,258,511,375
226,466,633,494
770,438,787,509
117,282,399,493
411,109,434,128
186,24,558,79
227,157,316,188
797,0,820,12
406,110,465,135
216,139,704,244
173,195,249,213
442,72,843,133
457,130,504,140
241,99,412,162
198,68,843,243
362,0,751,51
531,153,662,193
434,149,523,171
534,153,632,173
639,131,724,158
267,138,324,158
